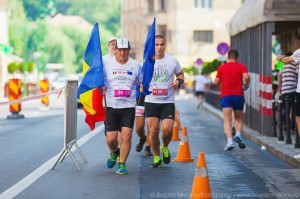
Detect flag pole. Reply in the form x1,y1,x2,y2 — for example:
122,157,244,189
102,87,108,133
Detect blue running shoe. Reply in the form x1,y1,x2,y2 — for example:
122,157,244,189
116,163,128,175
224,143,235,151
233,136,246,149
106,148,120,169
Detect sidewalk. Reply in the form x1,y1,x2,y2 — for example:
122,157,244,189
204,102,300,168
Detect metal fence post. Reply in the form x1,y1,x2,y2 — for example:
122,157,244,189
52,80,87,170
278,96,284,141
272,98,277,137
295,127,300,148
285,95,292,144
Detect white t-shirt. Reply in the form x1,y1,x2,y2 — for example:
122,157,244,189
102,54,114,63
103,57,142,108
194,74,209,92
145,54,182,103
292,49,300,93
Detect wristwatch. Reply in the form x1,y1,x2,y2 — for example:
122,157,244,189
176,78,184,88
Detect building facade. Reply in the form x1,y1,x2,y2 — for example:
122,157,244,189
226,0,300,137
121,0,242,66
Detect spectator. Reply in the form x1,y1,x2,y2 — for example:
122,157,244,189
278,48,300,160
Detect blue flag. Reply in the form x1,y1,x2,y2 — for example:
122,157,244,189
77,23,105,98
142,18,156,95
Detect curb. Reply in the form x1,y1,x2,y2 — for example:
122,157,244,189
203,102,300,168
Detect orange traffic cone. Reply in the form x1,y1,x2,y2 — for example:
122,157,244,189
175,110,179,117
176,117,182,130
172,125,180,141
190,152,212,199
173,126,194,162
175,110,182,130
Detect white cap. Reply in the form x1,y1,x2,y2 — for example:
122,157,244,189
116,38,130,49
108,37,118,44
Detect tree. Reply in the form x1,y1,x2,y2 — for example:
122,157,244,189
21,0,56,20
8,0,121,75
8,0,27,56
201,59,221,75
56,0,121,36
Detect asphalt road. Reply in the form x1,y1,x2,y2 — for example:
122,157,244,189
0,92,299,199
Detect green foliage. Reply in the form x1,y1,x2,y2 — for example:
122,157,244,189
55,0,121,36
22,0,56,20
42,24,77,73
183,59,222,76
8,0,121,75
7,61,34,73
182,66,199,76
7,62,19,73
8,0,26,56
60,25,90,73
201,59,222,75
27,61,34,73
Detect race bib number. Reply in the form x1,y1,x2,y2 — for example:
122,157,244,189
114,90,131,97
135,106,145,116
152,88,168,96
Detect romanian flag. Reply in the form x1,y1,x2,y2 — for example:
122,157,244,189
77,23,106,130
142,18,156,95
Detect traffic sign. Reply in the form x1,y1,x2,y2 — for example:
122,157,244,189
217,42,230,55
0,43,13,54
196,58,203,65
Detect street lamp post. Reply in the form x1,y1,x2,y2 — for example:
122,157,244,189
33,51,41,94
23,21,28,97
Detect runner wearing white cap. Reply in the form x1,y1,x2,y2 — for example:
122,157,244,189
102,38,142,175
102,37,118,62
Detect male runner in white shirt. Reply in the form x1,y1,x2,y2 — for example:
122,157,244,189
103,38,142,174
145,35,184,168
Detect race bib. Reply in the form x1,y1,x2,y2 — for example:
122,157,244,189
114,90,131,97
135,106,145,116
152,88,168,96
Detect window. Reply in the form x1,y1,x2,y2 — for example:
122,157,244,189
148,0,154,13
167,30,172,43
160,0,166,12
194,31,213,43
159,25,167,38
194,0,212,9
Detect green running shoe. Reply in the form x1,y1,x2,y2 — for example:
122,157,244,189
160,145,171,164
116,163,128,175
106,148,120,168
151,156,162,168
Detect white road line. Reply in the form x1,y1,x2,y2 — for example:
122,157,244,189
0,124,104,199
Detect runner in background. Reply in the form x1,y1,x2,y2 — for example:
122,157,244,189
102,37,123,147
135,84,152,156
193,71,210,109
214,49,250,151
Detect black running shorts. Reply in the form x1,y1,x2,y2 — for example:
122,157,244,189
144,102,175,120
105,107,135,132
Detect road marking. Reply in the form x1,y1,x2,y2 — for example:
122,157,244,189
0,124,104,199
